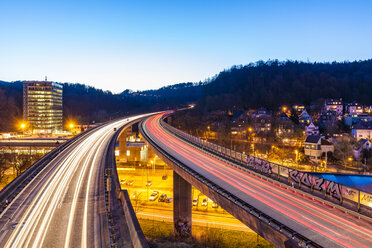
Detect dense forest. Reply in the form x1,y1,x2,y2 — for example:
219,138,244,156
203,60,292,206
1,59,372,132
201,60,372,112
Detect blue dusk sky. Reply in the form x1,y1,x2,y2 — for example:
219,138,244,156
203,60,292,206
0,0,371,92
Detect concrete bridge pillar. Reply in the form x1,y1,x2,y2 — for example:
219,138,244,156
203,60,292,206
118,130,127,163
173,171,192,237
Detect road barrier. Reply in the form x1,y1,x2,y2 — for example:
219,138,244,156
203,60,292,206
119,190,149,248
160,115,372,218
105,118,149,248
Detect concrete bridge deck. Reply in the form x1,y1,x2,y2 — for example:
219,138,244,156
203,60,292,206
140,112,372,248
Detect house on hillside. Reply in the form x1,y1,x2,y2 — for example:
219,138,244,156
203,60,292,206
353,139,372,161
324,98,343,116
305,122,319,137
352,121,372,141
304,135,334,161
344,113,372,127
346,102,364,115
299,110,312,125
292,105,305,114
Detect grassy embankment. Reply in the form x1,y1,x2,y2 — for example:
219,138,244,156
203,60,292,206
139,218,274,248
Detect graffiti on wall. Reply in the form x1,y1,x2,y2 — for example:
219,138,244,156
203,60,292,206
289,170,342,200
174,218,191,237
262,161,272,174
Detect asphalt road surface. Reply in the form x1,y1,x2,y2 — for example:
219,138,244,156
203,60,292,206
0,114,152,248
142,113,372,248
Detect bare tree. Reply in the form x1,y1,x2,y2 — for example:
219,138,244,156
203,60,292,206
9,153,32,176
0,153,11,184
333,135,354,165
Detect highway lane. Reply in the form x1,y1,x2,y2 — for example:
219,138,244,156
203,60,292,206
136,207,253,232
0,113,153,248
143,113,372,248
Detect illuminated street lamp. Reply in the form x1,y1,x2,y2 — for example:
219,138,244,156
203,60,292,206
347,157,353,168
294,150,298,163
20,122,27,134
68,123,75,134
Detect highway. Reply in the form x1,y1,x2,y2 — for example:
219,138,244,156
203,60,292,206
0,114,152,248
142,113,372,248
136,207,252,232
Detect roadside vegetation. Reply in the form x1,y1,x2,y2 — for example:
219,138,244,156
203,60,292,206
138,218,273,248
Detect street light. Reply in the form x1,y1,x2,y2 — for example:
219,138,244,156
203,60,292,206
20,122,26,135
68,123,74,134
294,150,298,162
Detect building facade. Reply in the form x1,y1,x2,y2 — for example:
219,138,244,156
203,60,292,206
305,122,319,137
325,98,343,116
352,121,372,141
304,135,334,161
346,102,364,115
23,81,63,134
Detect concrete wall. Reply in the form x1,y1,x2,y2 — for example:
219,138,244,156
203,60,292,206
119,190,149,248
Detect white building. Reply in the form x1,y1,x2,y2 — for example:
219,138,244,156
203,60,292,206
305,122,319,137
353,139,372,160
352,121,372,141
304,135,334,161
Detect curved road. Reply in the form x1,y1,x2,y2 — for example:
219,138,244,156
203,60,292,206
142,113,372,248
0,114,152,248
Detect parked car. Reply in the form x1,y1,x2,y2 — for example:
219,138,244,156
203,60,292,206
127,180,134,186
212,202,218,208
120,179,127,185
146,180,152,187
130,191,139,199
192,198,198,206
149,191,159,201
201,198,208,206
165,197,173,203
158,194,167,202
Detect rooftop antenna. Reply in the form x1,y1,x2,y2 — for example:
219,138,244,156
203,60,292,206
45,76,47,81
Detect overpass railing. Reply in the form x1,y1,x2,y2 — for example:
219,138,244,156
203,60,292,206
160,117,372,217
104,118,149,248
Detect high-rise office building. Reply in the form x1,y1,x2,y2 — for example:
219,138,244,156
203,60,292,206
23,81,63,134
